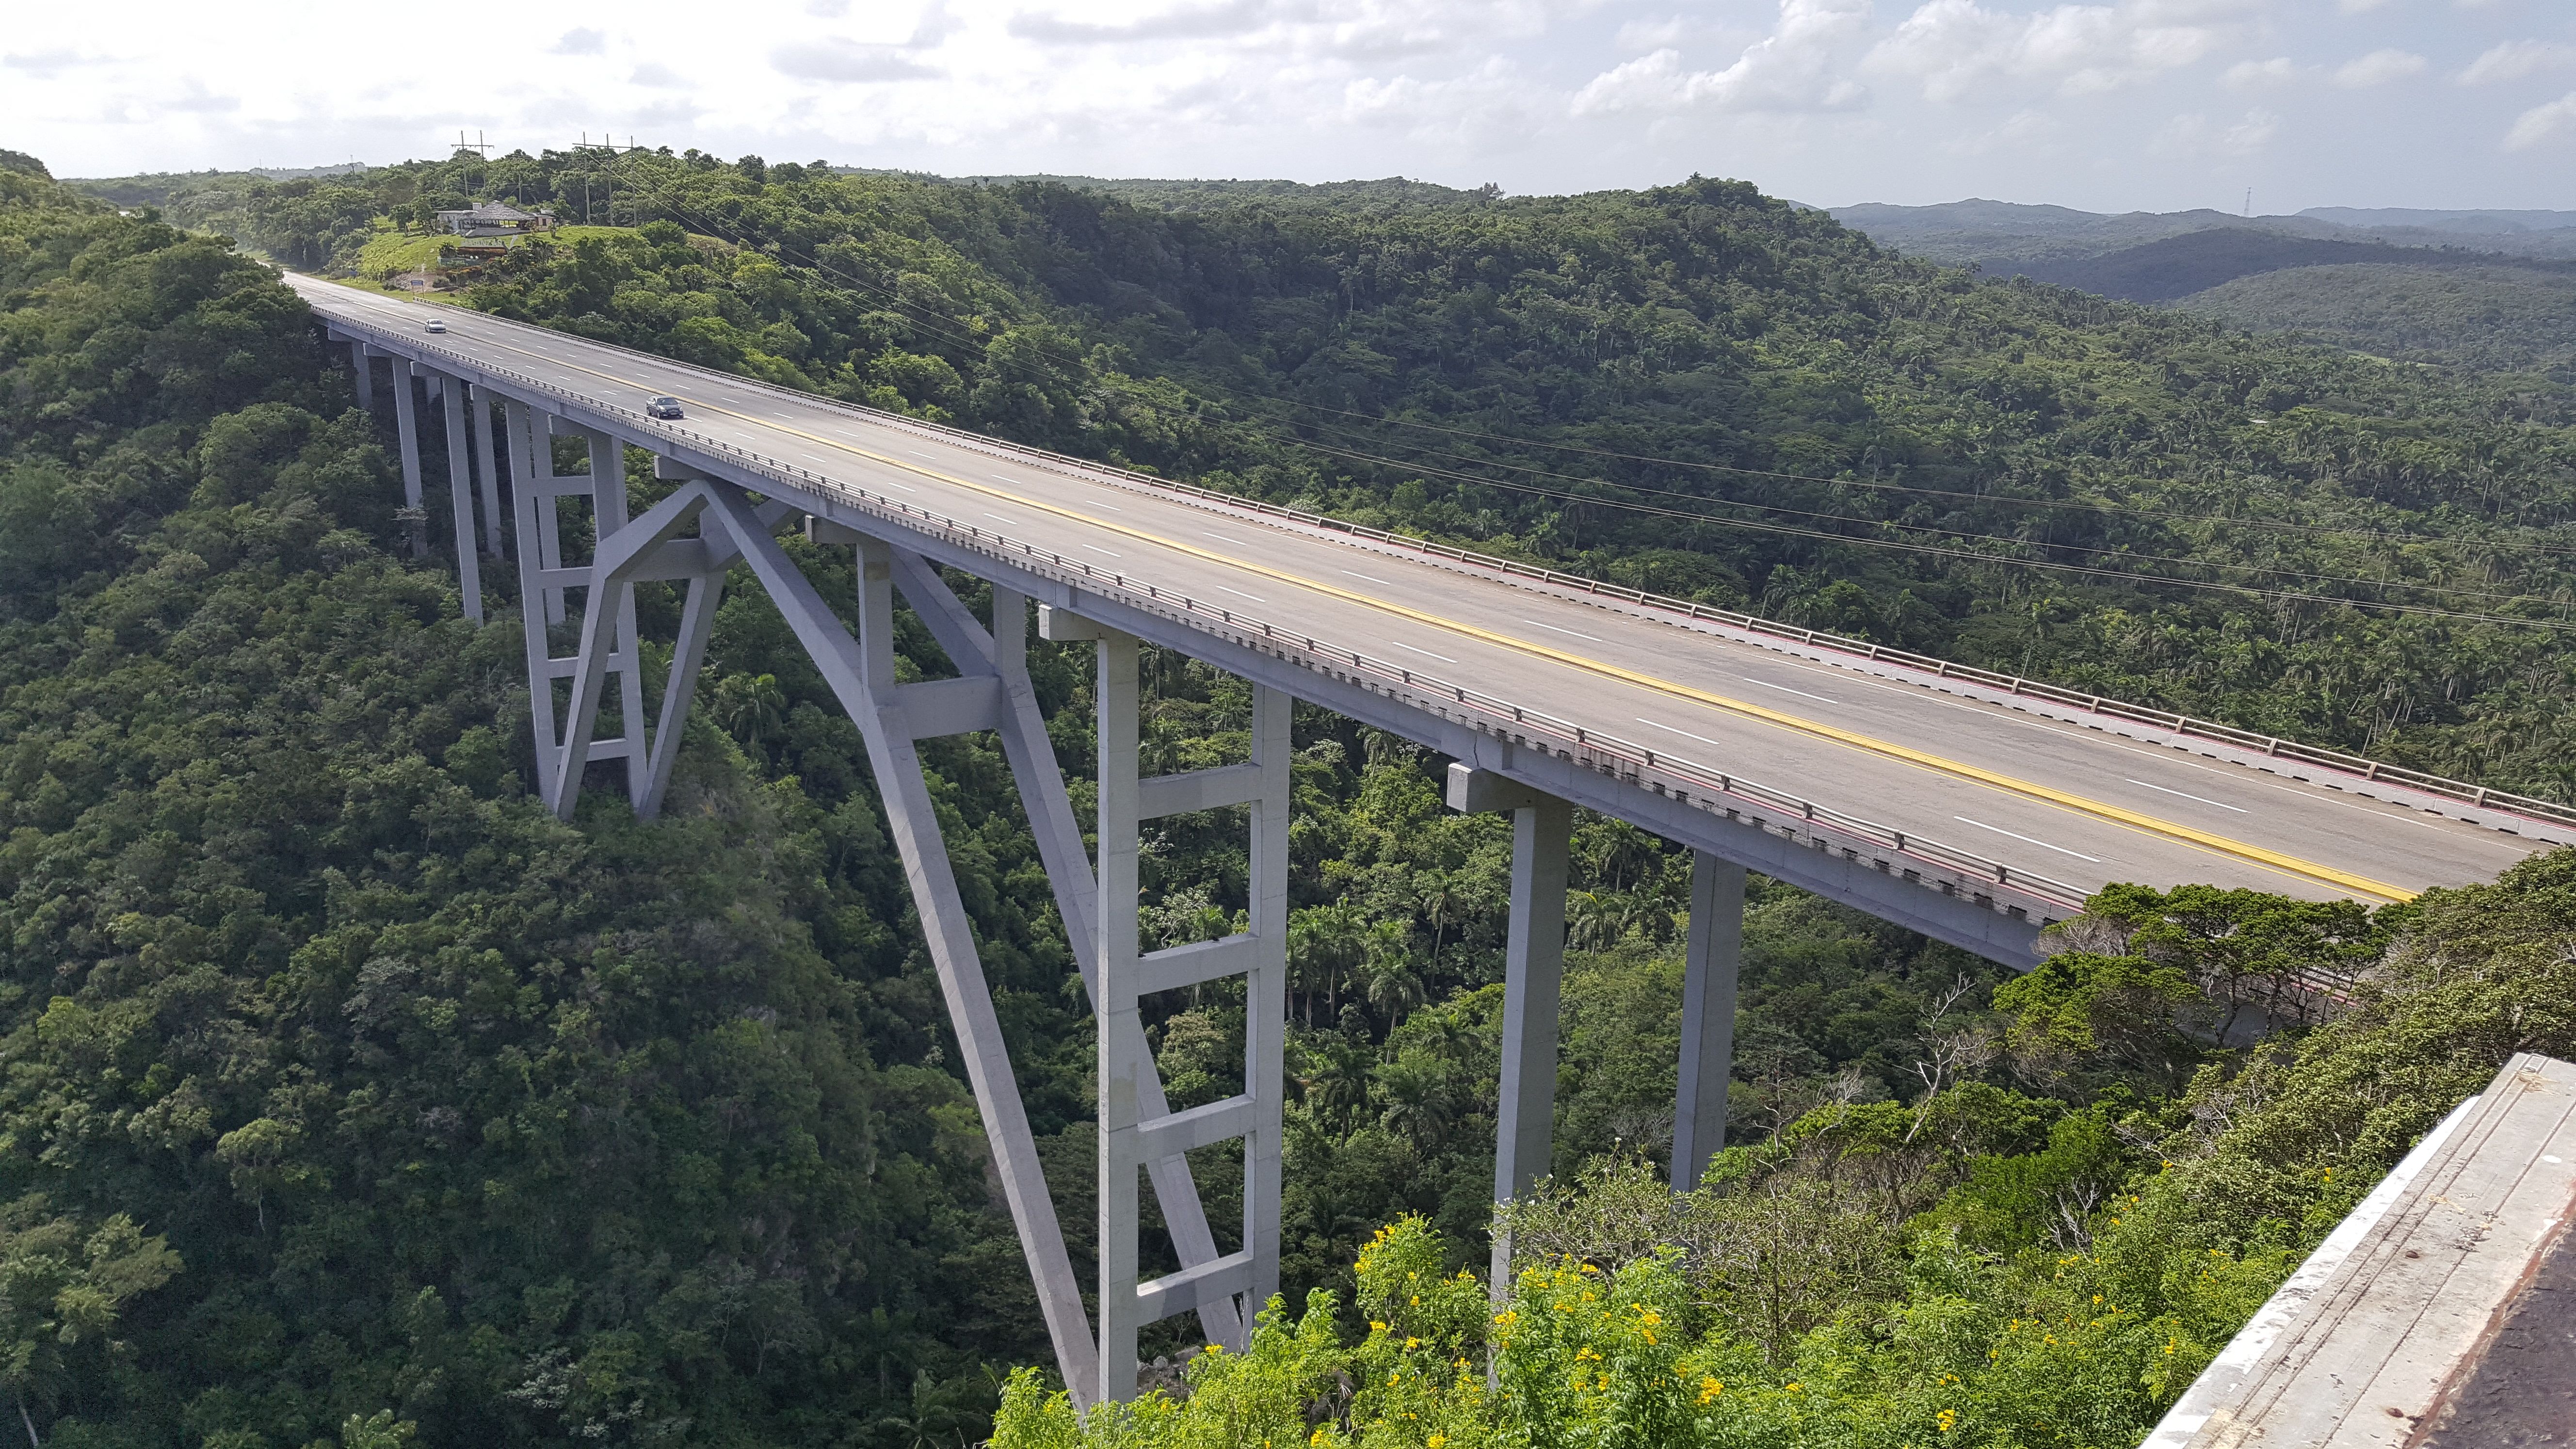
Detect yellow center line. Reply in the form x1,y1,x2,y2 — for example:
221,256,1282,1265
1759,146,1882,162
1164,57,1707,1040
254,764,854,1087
354,295,2415,903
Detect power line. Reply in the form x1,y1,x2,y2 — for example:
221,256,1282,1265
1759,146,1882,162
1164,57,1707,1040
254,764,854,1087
1283,426,2565,607
581,152,2576,632
600,153,2568,557
605,152,2576,563
1293,437,2576,623
1280,406,2576,559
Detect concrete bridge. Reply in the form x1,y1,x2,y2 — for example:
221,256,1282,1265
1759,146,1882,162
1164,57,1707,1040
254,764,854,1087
294,275,2562,1406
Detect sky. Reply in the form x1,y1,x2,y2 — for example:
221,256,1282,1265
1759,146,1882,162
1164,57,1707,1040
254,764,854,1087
7,0,2575,213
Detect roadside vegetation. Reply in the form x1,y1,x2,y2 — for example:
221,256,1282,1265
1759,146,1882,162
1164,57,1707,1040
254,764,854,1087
998,852,2576,1449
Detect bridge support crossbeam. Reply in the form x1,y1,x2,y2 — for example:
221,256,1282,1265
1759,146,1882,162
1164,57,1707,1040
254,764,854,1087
1048,605,1286,1405
892,559,1253,1376
548,497,1259,1407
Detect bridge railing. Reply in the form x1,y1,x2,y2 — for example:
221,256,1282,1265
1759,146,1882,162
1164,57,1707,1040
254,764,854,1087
329,297,2576,839
328,312,2090,921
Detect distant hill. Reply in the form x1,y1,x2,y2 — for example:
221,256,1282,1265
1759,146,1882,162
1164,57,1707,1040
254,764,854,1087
1833,198,2576,370
2174,262,2576,372
2007,228,2576,305
66,163,369,209
2300,207,2576,235
1828,200,2293,266
928,174,1495,210
1833,198,2576,267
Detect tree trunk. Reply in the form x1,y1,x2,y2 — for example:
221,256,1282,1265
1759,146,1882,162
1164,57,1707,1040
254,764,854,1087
20,1391,40,1449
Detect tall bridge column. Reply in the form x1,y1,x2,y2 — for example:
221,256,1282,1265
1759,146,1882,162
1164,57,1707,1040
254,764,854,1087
465,384,505,561
389,361,428,558
349,338,372,414
433,372,484,622
1446,764,1571,1291
1672,853,1745,1191
1046,606,1288,1404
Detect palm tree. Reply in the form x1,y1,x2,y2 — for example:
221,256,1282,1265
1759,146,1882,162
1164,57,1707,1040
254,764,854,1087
1376,1053,1454,1153
1356,918,1422,1024
1288,903,1367,1025
1417,873,1462,980
1300,1035,1374,1135
711,670,786,753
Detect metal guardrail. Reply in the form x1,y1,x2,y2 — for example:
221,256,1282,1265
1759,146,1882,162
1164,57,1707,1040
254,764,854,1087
322,292,2576,838
328,309,2090,920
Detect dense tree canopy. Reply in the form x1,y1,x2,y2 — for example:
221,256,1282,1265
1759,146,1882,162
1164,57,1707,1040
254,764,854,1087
11,147,2574,1447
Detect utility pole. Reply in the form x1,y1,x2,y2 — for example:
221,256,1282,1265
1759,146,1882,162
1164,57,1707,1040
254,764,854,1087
456,129,493,199
575,133,626,227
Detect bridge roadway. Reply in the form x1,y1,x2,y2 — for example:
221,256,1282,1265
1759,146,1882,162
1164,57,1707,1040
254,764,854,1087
294,277,2556,961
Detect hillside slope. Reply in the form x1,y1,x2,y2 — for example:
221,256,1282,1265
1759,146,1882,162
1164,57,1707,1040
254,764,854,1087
2006,227,2576,304
6,153,2068,1447
17,146,2576,1446
2176,262,2576,372
1834,197,2576,267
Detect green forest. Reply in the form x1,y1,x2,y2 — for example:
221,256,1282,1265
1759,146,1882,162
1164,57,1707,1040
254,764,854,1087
3,141,2573,1448
2177,262,2576,375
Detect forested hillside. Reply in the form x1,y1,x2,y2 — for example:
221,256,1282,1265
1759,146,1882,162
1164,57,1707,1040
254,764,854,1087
150,146,2576,798
8,141,2576,1449
2176,262,2576,373
2004,228,2576,305
0,150,1997,1448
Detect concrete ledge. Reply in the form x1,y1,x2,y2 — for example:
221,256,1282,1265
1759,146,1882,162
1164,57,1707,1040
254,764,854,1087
2147,1051,2576,1448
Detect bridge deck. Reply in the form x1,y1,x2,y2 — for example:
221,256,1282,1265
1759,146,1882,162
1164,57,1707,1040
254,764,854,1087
294,277,2549,921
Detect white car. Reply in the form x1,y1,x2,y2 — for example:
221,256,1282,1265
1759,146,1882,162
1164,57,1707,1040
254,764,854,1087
423,319,447,333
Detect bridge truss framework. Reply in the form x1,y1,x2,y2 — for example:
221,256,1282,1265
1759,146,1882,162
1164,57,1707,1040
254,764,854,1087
329,316,2102,1407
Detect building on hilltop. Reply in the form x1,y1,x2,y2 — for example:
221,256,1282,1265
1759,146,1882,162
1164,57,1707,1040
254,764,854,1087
432,200,556,259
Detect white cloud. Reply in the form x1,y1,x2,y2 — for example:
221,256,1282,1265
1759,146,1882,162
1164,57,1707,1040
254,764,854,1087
1938,105,2072,155
2505,91,2576,150
1341,58,1543,145
1867,0,2233,104
2335,0,2388,13
1008,0,1284,44
1573,0,1871,115
2225,105,2278,151
2459,40,2576,86
769,38,945,80
2150,103,2276,157
0,0,2563,218
3,48,112,78
2221,56,2300,89
2334,48,2425,87
1614,15,1692,49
